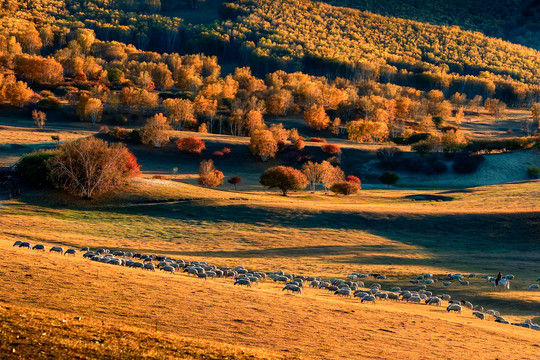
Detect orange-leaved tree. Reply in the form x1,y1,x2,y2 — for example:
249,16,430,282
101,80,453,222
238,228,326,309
141,113,171,148
260,166,308,196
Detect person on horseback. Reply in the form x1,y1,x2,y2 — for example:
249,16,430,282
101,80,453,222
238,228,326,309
495,272,502,285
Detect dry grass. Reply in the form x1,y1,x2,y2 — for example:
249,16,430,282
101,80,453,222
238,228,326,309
0,124,94,145
0,242,538,360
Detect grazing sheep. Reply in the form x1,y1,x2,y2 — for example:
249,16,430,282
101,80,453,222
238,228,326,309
81,246,89,252
460,300,473,309
375,292,388,300
143,263,156,272
334,288,352,298
376,275,386,280
425,297,442,306
160,265,175,275
443,281,451,286
528,284,539,290
354,291,368,299
283,284,302,294
485,309,500,317
131,262,144,269
423,273,433,279
64,249,76,256
13,241,22,247
195,272,207,280
356,281,365,288
468,273,476,278
19,242,31,249
90,256,102,262
424,279,434,284
536,277,540,282
472,305,484,312
361,295,376,304
418,285,427,290
32,244,45,251
407,296,421,304
358,274,369,278
387,293,399,301
495,316,509,324
206,271,217,280
459,280,470,286
49,246,63,254
390,287,401,292
447,304,462,314
234,278,251,287
440,294,451,301
410,279,419,284
310,280,320,288
504,274,514,280
472,311,485,320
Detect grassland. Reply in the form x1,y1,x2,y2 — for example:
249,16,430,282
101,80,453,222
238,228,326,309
1,116,539,358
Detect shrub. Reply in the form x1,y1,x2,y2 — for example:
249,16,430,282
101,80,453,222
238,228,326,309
380,171,399,187
346,175,361,185
198,160,224,187
432,116,445,128
260,166,308,196
465,137,537,153
227,176,242,190
527,165,540,179
405,132,431,145
16,149,59,187
330,181,360,195
37,96,62,110
377,147,402,169
452,151,485,173
309,137,327,143
176,137,206,154
108,127,130,140
321,144,341,154
110,114,128,125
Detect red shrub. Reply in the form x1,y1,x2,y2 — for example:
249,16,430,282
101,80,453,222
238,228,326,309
176,136,206,154
346,175,361,185
222,147,231,154
125,151,141,177
213,151,224,156
309,137,327,143
321,144,341,154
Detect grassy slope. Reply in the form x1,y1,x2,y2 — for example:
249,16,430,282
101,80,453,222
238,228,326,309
1,178,539,358
0,232,539,360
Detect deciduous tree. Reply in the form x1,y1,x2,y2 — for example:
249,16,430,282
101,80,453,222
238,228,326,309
141,113,171,148
260,166,308,196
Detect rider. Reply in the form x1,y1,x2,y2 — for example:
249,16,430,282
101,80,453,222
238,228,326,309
495,272,502,285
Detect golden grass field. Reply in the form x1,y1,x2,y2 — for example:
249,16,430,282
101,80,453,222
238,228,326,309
1,177,539,359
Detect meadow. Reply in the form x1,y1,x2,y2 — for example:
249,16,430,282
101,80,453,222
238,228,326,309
1,177,539,359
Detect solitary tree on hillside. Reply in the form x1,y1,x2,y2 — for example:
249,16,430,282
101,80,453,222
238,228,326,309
141,113,171,148
32,110,46,129
84,98,103,126
48,137,140,199
380,171,399,188
260,166,308,196
227,176,242,190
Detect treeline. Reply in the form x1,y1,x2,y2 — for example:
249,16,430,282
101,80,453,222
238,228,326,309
316,0,540,50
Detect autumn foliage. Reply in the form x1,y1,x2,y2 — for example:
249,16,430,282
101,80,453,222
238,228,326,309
48,137,140,199
198,160,224,187
176,137,206,154
260,166,308,196
321,144,341,155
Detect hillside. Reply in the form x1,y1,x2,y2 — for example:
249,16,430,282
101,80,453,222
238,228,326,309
1,181,539,359
316,0,540,50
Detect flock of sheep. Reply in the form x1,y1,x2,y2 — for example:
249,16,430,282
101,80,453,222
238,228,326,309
11,240,540,331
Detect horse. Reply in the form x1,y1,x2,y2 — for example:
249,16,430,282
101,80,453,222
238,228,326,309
493,278,510,291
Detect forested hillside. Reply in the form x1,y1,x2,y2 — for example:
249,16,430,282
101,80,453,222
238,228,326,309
316,0,540,50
